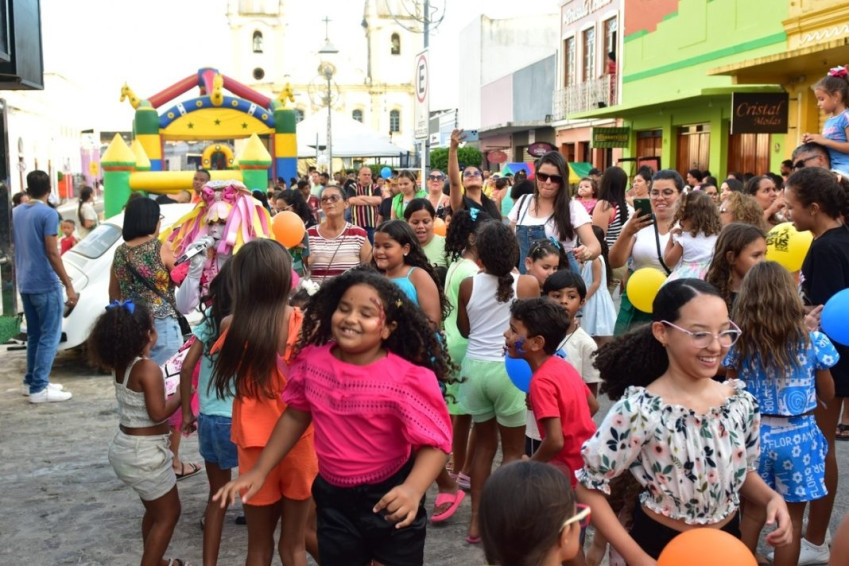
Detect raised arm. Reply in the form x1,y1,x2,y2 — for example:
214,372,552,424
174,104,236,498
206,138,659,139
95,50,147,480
448,129,465,212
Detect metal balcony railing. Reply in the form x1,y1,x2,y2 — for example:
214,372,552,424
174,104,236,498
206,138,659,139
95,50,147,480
552,75,618,120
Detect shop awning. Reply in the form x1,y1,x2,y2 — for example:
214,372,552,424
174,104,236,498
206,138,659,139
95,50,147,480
569,85,784,120
708,38,849,84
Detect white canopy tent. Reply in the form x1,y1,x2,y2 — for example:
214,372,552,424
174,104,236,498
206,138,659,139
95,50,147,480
295,111,408,158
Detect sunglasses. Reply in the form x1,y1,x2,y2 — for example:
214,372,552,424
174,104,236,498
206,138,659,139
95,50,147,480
320,195,342,204
561,504,591,532
537,172,564,184
793,155,819,170
428,174,445,181
463,170,482,178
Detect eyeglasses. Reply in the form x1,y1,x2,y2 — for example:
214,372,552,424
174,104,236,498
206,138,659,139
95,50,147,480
793,155,819,170
561,504,591,532
428,174,444,181
320,195,342,204
537,172,564,184
463,170,482,178
661,320,742,348
650,189,677,198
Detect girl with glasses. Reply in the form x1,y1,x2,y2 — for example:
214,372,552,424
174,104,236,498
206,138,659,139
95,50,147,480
579,279,791,562
724,261,837,566
480,461,588,566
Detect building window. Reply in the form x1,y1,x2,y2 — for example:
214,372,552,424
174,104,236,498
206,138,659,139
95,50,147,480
582,26,595,81
564,36,575,87
391,33,401,55
603,17,617,53
352,109,363,123
252,30,263,53
294,108,304,123
389,109,400,133
253,67,265,80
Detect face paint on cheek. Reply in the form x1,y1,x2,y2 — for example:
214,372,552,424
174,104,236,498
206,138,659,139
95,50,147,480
369,296,386,332
514,337,525,355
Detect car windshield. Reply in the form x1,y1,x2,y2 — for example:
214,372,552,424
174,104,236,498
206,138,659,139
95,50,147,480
72,224,122,259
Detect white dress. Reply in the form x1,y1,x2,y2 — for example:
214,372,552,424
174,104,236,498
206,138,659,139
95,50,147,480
667,231,718,282
580,256,616,336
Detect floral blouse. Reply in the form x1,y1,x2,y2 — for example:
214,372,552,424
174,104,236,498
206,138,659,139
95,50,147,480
112,238,176,319
577,380,759,524
722,331,838,416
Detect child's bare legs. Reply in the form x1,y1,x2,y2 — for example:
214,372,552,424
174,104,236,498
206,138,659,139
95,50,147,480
451,414,472,475
202,462,232,566
740,496,763,554
277,497,311,566
808,396,841,546
467,419,524,540
244,501,282,566
139,486,181,566
305,501,319,563
837,398,849,439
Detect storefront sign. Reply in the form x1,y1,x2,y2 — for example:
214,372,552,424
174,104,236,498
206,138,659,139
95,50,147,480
487,150,508,164
562,0,613,26
527,142,555,157
592,127,629,148
731,92,788,134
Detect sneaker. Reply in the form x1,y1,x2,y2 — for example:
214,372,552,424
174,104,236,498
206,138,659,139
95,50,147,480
21,382,64,396
797,537,830,565
29,388,72,403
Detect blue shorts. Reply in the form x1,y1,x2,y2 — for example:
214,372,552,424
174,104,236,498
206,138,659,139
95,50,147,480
198,413,238,470
759,414,827,503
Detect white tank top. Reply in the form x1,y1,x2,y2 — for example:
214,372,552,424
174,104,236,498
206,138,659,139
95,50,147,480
115,357,166,428
465,272,519,361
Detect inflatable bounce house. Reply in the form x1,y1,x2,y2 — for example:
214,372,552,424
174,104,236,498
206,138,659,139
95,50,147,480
101,67,298,217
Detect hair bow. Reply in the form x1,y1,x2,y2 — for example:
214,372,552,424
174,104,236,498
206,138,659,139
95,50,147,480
828,65,848,78
547,236,562,250
469,208,480,221
106,299,135,314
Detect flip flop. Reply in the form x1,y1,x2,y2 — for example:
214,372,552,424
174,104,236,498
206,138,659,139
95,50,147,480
837,424,849,441
431,490,466,523
465,535,481,544
175,461,202,480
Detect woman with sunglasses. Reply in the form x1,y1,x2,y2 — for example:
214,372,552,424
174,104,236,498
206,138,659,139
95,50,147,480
448,129,502,220
508,150,601,274
578,279,791,563
425,169,451,219
305,185,373,285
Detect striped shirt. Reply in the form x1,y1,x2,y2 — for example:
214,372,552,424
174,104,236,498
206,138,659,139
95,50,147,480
602,201,629,247
348,183,381,228
307,223,368,285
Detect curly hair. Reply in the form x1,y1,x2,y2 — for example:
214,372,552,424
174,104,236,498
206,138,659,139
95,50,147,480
705,223,766,310
444,208,492,264
731,261,809,375
296,266,454,383
213,239,292,400
595,279,722,399
673,190,722,237
374,220,450,322
87,301,155,371
477,221,519,302
786,166,849,220
723,191,766,230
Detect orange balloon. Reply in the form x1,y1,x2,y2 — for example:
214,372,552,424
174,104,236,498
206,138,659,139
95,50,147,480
272,211,306,248
433,217,446,237
658,528,756,566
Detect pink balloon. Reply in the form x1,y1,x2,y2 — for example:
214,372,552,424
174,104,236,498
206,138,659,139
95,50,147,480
291,270,300,290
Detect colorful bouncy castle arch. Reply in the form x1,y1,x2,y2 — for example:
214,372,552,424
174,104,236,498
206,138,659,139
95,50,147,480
103,67,298,217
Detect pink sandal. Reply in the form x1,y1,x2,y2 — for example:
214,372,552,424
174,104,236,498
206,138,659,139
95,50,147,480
430,490,466,523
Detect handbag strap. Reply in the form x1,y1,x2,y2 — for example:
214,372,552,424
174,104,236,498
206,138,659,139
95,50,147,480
124,260,180,314
653,221,672,275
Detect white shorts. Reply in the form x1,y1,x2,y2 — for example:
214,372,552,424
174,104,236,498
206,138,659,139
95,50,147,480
108,431,176,501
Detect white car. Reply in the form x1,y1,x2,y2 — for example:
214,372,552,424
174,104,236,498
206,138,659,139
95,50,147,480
23,203,196,351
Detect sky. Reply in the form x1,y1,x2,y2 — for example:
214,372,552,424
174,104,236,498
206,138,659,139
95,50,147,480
40,0,557,130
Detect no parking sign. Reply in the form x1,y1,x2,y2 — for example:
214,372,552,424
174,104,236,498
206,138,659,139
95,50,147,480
414,50,429,140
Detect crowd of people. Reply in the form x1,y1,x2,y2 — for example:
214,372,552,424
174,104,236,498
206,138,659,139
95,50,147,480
10,68,849,566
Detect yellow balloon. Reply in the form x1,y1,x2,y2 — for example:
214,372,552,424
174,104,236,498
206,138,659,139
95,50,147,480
765,222,813,272
627,268,667,313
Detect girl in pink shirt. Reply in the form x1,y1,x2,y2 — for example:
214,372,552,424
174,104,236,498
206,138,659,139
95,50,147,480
216,267,453,566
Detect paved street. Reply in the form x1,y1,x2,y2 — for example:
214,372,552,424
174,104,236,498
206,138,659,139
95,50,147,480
2,345,848,565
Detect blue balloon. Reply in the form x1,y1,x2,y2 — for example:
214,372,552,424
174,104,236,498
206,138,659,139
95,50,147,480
380,166,392,179
505,355,532,393
822,289,849,346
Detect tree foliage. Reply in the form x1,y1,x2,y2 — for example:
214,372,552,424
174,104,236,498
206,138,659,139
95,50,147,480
429,146,483,173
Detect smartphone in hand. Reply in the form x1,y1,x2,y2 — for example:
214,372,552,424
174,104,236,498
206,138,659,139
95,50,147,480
633,198,653,220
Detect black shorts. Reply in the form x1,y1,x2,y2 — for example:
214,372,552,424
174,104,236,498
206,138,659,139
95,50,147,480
629,503,741,559
311,458,427,566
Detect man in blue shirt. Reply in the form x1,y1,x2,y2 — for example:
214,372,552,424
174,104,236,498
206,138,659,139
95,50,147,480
13,170,78,402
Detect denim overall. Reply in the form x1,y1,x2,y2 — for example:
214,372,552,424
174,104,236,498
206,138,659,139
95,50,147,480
515,195,580,274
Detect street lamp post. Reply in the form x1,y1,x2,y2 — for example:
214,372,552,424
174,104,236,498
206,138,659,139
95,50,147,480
318,17,338,174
